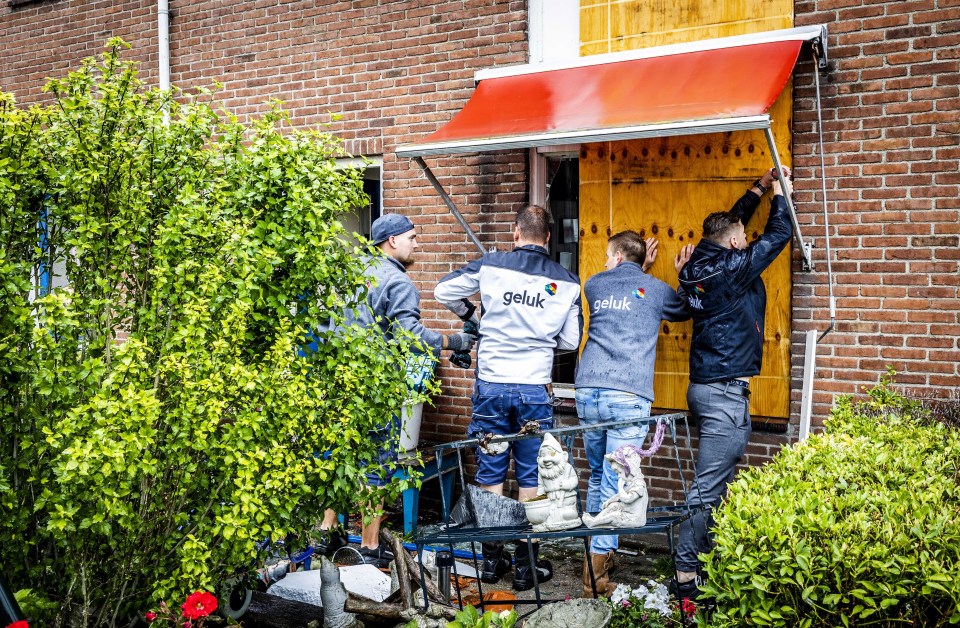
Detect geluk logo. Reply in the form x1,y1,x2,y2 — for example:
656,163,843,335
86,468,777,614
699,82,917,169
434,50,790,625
503,289,546,308
544,282,558,296
633,287,646,299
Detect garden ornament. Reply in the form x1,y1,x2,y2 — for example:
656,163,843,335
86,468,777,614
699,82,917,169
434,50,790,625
582,444,649,529
524,433,581,531
318,556,362,628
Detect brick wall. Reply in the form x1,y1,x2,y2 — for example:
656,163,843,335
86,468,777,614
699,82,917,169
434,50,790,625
0,0,528,459
2,1,958,504
792,0,960,427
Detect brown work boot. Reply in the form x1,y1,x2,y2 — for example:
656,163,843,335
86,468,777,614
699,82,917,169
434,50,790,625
582,551,617,598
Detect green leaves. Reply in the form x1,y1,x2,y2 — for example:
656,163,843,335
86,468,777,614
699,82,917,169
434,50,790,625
0,41,428,624
445,605,518,628
704,380,960,627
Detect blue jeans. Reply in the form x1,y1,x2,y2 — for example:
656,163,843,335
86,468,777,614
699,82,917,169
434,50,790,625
675,382,752,573
576,387,652,554
468,380,554,488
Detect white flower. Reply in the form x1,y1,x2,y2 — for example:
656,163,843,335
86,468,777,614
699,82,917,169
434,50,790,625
611,583,631,605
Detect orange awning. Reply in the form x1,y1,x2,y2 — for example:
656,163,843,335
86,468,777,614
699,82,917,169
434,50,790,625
396,26,826,157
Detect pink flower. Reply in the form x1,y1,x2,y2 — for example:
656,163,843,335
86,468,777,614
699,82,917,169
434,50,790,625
144,611,157,622
7,621,30,628
620,599,631,608
682,597,697,616
181,591,218,620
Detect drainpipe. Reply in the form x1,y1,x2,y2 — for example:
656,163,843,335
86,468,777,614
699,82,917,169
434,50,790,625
798,44,836,442
158,0,171,123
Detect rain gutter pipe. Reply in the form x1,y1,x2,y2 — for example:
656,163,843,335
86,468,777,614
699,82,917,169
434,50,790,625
799,44,837,442
158,0,171,123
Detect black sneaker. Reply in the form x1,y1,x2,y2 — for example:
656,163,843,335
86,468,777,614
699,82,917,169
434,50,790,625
513,557,553,591
480,546,512,584
358,545,395,569
315,529,348,557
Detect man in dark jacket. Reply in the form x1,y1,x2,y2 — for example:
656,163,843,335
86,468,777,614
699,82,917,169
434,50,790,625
672,167,793,600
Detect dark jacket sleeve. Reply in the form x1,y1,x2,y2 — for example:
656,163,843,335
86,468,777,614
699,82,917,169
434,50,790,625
729,190,763,226
739,194,793,285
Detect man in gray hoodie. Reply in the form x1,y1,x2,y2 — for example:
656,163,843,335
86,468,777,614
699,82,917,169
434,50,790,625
575,230,690,597
314,214,478,567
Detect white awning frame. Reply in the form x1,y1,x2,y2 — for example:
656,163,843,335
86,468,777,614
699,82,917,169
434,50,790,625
396,115,771,158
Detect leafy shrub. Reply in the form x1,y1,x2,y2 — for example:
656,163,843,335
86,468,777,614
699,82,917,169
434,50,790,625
0,40,432,624
703,377,960,627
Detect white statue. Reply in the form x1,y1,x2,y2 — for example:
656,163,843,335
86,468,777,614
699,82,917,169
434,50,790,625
523,433,581,532
318,556,362,628
582,444,649,529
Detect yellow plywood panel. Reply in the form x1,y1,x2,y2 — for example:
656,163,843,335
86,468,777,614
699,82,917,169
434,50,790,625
578,143,613,351
579,91,793,417
577,0,794,418
581,0,792,54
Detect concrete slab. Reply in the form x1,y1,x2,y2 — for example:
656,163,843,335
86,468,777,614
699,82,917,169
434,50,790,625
266,563,393,608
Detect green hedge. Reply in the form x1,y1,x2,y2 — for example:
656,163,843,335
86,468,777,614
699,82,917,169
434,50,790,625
703,378,960,627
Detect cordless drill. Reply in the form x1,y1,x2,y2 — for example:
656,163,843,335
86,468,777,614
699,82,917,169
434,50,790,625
450,318,479,369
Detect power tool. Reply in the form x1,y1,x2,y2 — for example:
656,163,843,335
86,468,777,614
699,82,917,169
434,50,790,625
450,318,479,369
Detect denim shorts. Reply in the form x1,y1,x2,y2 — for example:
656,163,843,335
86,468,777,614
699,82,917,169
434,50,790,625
363,415,401,488
468,380,554,488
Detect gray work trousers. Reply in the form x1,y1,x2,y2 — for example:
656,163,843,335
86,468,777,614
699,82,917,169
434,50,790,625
674,381,752,573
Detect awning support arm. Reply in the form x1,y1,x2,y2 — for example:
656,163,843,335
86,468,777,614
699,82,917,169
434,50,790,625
413,157,486,256
763,127,813,271
812,42,836,341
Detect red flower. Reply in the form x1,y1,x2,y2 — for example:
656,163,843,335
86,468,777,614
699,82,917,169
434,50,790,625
7,621,30,628
181,591,218,620
681,597,697,616
144,611,157,622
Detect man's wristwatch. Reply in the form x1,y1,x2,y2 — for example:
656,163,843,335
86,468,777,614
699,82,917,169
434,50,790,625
752,179,769,195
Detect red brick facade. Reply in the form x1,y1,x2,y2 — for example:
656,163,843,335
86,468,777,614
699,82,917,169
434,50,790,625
792,0,960,423
1,1,958,497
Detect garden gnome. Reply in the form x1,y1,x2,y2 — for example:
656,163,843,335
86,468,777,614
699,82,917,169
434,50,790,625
531,433,581,531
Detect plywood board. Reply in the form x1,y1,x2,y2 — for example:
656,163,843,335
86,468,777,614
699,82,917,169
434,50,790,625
581,0,792,55
577,1,794,418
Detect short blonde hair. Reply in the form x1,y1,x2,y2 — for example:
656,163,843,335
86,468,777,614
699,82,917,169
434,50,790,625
608,231,647,264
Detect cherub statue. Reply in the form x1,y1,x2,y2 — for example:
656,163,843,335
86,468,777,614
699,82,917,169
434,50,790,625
582,444,649,529
524,433,581,531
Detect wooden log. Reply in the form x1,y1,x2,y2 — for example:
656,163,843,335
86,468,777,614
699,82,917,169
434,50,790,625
238,591,324,627
381,529,413,609
343,596,407,618
379,529,457,620
379,527,447,605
